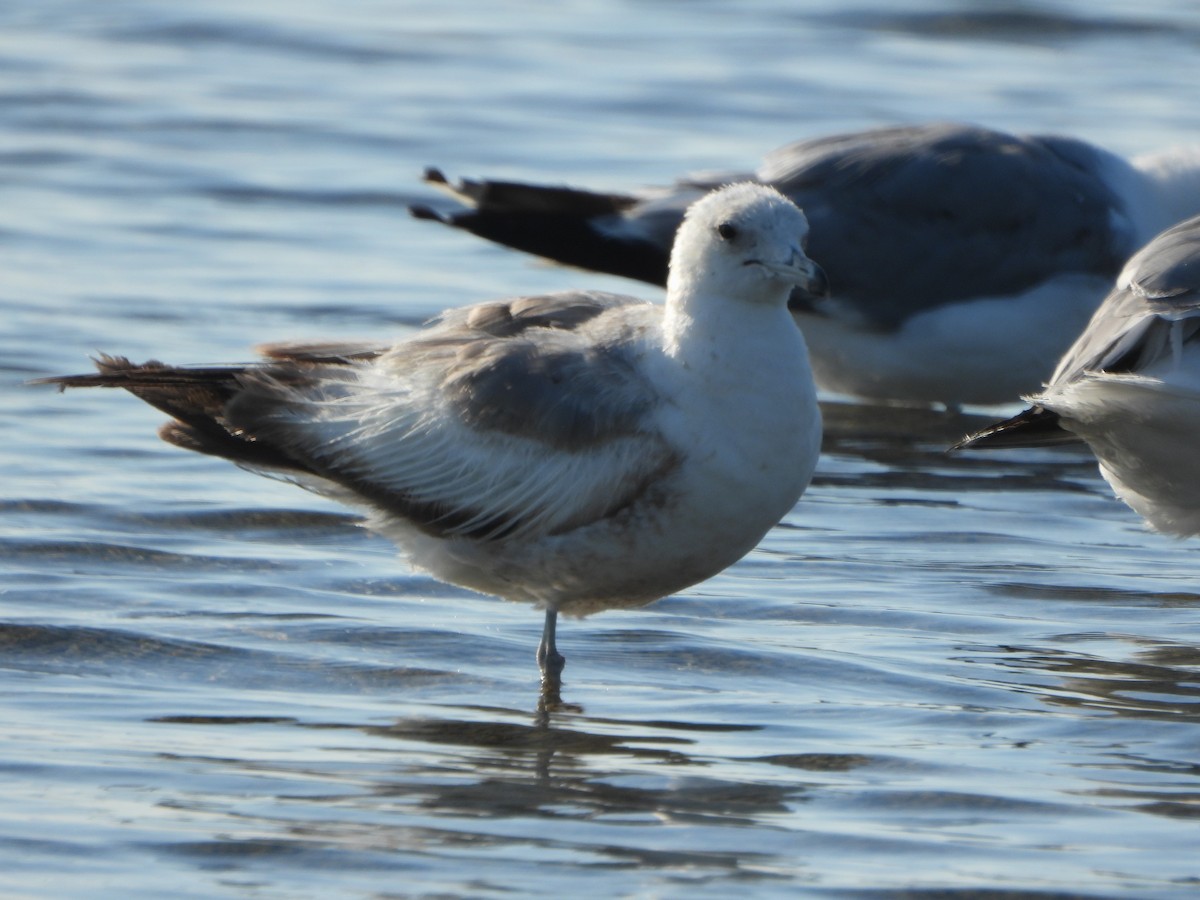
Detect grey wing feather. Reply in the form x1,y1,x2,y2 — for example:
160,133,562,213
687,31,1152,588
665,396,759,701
1048,215,1200,383
227,292,677,540
759,123,1132,329
437,289,644,336
410,290,662,449
1127,215,1200,306
439,323,657,450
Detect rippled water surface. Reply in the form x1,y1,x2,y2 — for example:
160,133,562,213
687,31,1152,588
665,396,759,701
4,2,1200,897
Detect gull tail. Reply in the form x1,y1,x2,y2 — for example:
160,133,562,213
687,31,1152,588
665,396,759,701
410,168,670,285
32,355,305,472
952,405,1081,450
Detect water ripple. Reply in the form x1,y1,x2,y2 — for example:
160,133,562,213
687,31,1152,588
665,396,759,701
4,0,1200,896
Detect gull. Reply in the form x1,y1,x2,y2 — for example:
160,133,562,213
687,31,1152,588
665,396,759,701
956,214,1200,536
37,183,827,697
412,122,1200,410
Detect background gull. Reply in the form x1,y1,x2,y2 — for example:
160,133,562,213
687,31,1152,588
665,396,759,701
36,183,826,700
956,214,1200,536
412,122,1200,411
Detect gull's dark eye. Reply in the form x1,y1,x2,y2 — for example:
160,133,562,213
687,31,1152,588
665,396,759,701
716,222,738,241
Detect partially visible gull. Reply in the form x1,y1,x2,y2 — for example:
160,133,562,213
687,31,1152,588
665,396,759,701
37,183,826,697
412,122,1200,410
956,214,1200,536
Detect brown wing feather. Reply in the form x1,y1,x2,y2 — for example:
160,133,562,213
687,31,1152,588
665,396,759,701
255,342,389,364
35,355,310,473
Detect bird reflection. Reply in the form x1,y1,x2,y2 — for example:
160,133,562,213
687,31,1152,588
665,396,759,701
977,636,1200,722
355,706,801,829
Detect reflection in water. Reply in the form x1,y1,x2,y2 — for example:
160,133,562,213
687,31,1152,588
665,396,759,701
819,399,1098,492
7,0,1200,893
985,635,1200,723
138,678,1200,894
825,7,1176,44
8,398,1200,894
145,706,876,885
362,711,794,826
967,634,1200,825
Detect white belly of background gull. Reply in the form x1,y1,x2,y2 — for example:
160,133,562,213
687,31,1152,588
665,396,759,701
38,183,826,698
412,122,1200,410
957,214,1200,536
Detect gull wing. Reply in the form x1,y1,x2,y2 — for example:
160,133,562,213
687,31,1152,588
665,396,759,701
761,123,1133,329
225,292,679,540
1045,215,1200,384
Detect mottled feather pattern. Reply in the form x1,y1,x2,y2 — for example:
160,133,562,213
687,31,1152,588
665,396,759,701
439,314,659,449
441,289,641,336
220,293,677,541
36,292,679,541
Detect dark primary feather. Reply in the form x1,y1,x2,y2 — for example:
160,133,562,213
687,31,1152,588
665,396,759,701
35,354,328,474
952,406,1078,450
413,171,670,286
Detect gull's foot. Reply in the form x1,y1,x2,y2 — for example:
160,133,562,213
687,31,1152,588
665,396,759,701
537,646,566,678
537,645,566,708
539,676,563,712
538,692,582,716
536,607,566,707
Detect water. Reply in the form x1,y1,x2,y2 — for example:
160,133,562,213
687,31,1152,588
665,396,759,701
3,1,1200,896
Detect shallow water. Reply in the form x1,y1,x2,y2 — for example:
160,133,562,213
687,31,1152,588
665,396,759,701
3,1,1200,897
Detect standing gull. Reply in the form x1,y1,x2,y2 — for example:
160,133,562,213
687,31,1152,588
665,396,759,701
412,122,1200,409
956,215,1200,536
37,183,826,696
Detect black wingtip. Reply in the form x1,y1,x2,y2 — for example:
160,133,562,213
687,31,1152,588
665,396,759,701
951,405,1077,451
412,168,454,221
26,375,70,392
409,203,448,223
28,356,132,390
422,167,449,186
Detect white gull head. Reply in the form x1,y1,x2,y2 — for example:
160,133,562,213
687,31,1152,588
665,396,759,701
666,182,828,304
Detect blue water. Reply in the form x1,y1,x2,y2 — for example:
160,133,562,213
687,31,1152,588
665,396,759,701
3,1,1200,897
